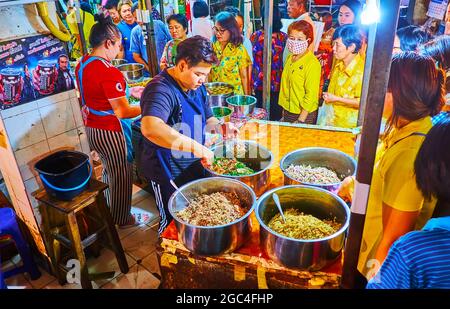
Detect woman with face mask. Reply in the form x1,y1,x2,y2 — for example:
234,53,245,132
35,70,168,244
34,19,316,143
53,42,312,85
75,14,144,227
278,20,321,124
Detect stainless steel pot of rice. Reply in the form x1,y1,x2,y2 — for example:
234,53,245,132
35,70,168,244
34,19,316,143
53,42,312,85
280,147,356,192
256,185,350,270
204,140,273,196
168,177,256,256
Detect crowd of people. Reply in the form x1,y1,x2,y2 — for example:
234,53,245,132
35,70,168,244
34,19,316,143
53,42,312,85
72,0,450,289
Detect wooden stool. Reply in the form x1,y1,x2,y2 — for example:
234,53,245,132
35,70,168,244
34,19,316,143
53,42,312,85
34,179,129,289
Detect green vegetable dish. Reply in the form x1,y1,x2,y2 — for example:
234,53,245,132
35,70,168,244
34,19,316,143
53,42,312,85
212,158,255,176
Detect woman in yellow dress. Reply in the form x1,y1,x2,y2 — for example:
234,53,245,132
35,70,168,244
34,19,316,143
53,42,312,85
210,12,251,95
339,52,445,285
278,20,321,124
319,24,365,128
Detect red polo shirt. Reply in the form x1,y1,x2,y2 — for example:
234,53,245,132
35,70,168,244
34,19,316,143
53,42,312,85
75,55,126,131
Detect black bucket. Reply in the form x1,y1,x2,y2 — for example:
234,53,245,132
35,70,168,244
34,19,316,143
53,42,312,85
34,150,92,201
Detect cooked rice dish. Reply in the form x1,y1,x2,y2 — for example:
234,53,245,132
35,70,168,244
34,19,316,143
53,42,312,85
267,208,341,239
177,192,246,226
206,85,233,95
285,164,341,184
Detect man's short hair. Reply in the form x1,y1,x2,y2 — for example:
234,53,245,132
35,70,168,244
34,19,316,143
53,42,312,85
175,35,218,67
58,54,69,62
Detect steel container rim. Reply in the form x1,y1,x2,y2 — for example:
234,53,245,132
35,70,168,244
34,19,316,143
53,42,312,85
204,140,274,178
256,185,351,243
204,82,234,96
279,147,357,187
226,95,257,107
211,106,233,117
168,177,257,229
116,63,144,72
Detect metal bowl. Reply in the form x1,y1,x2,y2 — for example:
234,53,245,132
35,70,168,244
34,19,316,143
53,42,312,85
280,147,356,192
168,177,256,256
204,82,234,107
226,95,257,117
204,140,273,196
117,63,144,84
111,59,128,67
256,185,350,270
211,106,232,124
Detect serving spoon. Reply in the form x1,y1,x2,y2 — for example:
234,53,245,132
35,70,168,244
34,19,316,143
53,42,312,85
170,179,190,205
272,193,286,224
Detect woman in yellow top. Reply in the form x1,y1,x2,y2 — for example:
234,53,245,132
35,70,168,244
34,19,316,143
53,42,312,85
210,12,251,95
278,20,321,124
320,25,365,128
339,52,445,284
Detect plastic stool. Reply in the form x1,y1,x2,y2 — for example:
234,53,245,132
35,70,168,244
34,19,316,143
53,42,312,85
0,208,41,281
0,254,6,289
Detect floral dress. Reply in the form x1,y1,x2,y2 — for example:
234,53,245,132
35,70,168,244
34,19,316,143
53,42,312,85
250,30,287,92
210,41,251,95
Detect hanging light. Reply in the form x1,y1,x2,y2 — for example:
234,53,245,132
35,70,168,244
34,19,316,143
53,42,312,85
361,0,381,25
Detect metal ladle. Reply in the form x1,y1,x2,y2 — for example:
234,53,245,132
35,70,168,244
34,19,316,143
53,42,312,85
170,180,190,205
272,193,286,224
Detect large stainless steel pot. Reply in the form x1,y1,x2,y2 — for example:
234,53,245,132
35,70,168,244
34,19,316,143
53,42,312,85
168,177,256,256
117,63,144,84
226,95,257,118
204,82,234,107
256,185,350,270
204,140,273,196
280,147,356,192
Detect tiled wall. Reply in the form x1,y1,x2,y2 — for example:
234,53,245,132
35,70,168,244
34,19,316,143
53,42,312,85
0,89,90,256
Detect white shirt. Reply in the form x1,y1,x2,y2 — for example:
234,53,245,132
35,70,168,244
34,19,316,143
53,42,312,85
191,17,214,41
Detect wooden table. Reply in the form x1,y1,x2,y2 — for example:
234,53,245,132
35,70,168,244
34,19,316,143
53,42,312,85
157,121,356,289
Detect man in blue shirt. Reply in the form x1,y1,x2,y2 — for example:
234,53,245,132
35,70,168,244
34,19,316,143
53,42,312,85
139,36,238,234
367,119,450,289
130,20,171,73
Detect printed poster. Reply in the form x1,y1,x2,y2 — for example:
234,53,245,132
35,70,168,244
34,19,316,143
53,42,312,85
0,33,75,110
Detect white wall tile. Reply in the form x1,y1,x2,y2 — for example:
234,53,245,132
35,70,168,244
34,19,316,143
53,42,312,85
47,128,81,152
24,176,41,209
15,140,50,181
1,101,39,119
3,109,46,151
36,91,71,108
71,98,84,128
78,126,90,154
39,100,76,139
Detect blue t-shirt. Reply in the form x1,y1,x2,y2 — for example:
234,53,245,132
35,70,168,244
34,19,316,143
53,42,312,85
117,20,138,63
139,70,212,183
366,217,450,289
130,21,171,69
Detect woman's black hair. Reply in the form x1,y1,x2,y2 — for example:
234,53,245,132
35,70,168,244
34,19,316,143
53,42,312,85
89,13,121,48
193,0,210,18
396,25,433,52
175,35,218,67
261,5,282,33
167,14,189,32
419,35,450,72
386,52,445,134
415,118,450,204
339,0,362,23
333,24,364,53
214,11,243,46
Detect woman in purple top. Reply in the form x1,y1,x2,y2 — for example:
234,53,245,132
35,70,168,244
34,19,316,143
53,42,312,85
250,6,287,121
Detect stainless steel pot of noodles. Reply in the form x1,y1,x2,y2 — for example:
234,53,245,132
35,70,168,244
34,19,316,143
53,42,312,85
168,177,256,255
204,140,273,196
256,185,350,270
280,147,356,192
